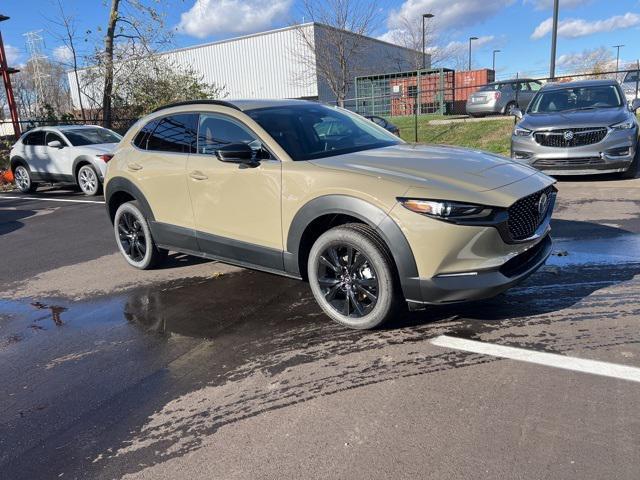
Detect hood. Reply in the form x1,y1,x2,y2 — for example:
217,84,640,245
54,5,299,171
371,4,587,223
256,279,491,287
519,107,630,130
72,142,119,154
310,144,539,193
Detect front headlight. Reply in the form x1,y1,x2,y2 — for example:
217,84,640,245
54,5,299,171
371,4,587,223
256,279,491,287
513,126,532,137
398,198,496,221
610,119,636,130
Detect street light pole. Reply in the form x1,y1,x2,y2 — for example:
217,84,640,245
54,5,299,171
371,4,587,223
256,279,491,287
422,13,434,70
468,36,478,71
549,0,559,79
613,44,624,73
492,49,501,73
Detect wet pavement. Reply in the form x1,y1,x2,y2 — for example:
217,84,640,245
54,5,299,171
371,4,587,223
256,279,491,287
1,179,640,479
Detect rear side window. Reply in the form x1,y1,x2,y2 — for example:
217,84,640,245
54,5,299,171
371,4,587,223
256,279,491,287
23,131,45,146
136,114,198,153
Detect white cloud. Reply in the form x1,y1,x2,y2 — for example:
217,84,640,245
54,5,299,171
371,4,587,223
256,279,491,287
556,47,614,71
4,44,20,65
177,0,292,38
444,35,495,51
53,45,73,63
531,12,640,39
387,0,514,32
523,0,590,10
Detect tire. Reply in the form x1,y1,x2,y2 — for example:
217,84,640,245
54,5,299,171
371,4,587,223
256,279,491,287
620,141,639,179
13,164,39,193
113,201,167,269
77,164,101,196
307,223,402,330
503,102,517,116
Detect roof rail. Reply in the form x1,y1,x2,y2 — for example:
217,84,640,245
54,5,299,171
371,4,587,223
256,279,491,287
151,99,240,113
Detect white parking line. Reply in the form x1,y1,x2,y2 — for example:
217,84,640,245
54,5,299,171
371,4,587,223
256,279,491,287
431,335,640,384
0,195,104,205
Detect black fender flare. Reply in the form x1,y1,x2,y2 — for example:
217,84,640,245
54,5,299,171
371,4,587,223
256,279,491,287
9,156,28,172
104,176,155,223
284,195,421,302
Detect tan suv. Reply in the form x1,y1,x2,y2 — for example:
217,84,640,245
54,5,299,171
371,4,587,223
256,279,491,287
105,99,556,329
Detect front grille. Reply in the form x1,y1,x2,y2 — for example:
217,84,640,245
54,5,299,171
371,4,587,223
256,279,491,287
534,127,607,148
507,186,555,241
534,157,604,169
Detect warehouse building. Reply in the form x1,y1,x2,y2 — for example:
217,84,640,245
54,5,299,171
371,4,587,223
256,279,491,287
69,23,423,108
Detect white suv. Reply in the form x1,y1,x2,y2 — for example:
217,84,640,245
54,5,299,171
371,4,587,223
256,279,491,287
10,125,122,196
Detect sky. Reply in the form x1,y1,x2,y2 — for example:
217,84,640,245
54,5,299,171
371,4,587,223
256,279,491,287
1,0,639,79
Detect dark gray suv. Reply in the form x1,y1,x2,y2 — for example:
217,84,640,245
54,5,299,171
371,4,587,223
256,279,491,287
511,79,640,177
466,79,542,117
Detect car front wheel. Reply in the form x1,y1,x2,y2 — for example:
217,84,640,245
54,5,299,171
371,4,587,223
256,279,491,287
13,164,38,193
77,164,101,196
114,201,167,269
307,223,402,329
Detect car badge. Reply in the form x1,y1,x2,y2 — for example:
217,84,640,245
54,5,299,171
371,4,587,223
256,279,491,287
563,130,574,141
538,193,549,216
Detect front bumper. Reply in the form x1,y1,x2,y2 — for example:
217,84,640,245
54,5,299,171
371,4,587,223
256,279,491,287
511,127,638,175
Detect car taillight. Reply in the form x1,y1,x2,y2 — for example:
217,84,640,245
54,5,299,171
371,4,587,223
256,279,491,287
97,154,114,163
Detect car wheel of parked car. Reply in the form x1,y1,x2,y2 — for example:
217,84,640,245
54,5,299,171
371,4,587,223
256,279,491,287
13,164,38,193
307,223,402,330
77,164,101,196
620,141,639,179
114,201,167,269
504,102,517,116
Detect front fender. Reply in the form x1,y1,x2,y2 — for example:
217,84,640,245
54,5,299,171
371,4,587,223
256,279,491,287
285,195,421,302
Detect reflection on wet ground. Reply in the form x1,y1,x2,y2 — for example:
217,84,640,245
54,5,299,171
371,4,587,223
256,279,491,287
2,227,640,478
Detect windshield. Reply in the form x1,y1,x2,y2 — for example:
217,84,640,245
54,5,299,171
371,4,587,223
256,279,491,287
64,128,122,146
246,104,402,160
528,85,623,113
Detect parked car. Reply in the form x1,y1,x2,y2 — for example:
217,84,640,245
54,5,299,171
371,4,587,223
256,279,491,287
511,79,640,177
365,115,400,136
466,79,543,117
10,125,122,196
105,99,555,330
622,69,639,104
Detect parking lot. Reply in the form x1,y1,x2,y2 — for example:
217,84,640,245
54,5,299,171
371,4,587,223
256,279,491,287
1,177,640,479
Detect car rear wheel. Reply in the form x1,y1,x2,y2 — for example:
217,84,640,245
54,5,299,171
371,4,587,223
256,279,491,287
620,141,639,179
13,164,38,193
114,201,167,269
307,223,402,330
77,164,101,196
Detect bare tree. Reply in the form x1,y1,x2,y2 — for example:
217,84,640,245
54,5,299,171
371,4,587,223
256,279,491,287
48,0,87,121
294,0,380,107
100,0,171,127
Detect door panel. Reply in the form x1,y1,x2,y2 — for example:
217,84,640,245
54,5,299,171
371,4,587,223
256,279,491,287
186,113,283,257
23,131,48,173
44,132,73,177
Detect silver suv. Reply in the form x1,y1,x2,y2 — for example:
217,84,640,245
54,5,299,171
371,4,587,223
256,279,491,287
511,80,640,177
466,79,542,117
622,70,639,104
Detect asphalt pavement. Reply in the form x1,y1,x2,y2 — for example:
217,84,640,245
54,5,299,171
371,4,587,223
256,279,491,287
1,178,639,479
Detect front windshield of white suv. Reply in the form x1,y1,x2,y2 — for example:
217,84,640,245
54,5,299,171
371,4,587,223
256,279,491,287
64,128,122,146
528,85,623,114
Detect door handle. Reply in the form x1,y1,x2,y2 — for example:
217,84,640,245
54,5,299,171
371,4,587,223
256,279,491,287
127,162,143,171
189,170,208,181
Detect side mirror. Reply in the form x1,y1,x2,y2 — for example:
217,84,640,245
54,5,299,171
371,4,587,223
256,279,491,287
512,108,524,120
631,98,640,112
215,143,256,165
47,140,63,149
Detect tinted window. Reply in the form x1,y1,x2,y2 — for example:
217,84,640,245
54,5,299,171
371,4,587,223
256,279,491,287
133,119,160,149
529,85,623,113
64,128,121,146
528,81,542,91
247,104,401,161
23,131,45,146
197,114,259,154
146,114,198,153
45,132,66,146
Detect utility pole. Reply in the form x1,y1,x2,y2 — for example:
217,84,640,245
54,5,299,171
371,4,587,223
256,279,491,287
492,49,501,73
549,0,559,79
421,13,434,70
468,36,478,71
0,14,20,138
613,44,624,73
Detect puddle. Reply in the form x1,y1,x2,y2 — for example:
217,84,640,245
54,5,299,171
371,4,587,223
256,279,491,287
549,234,640,266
